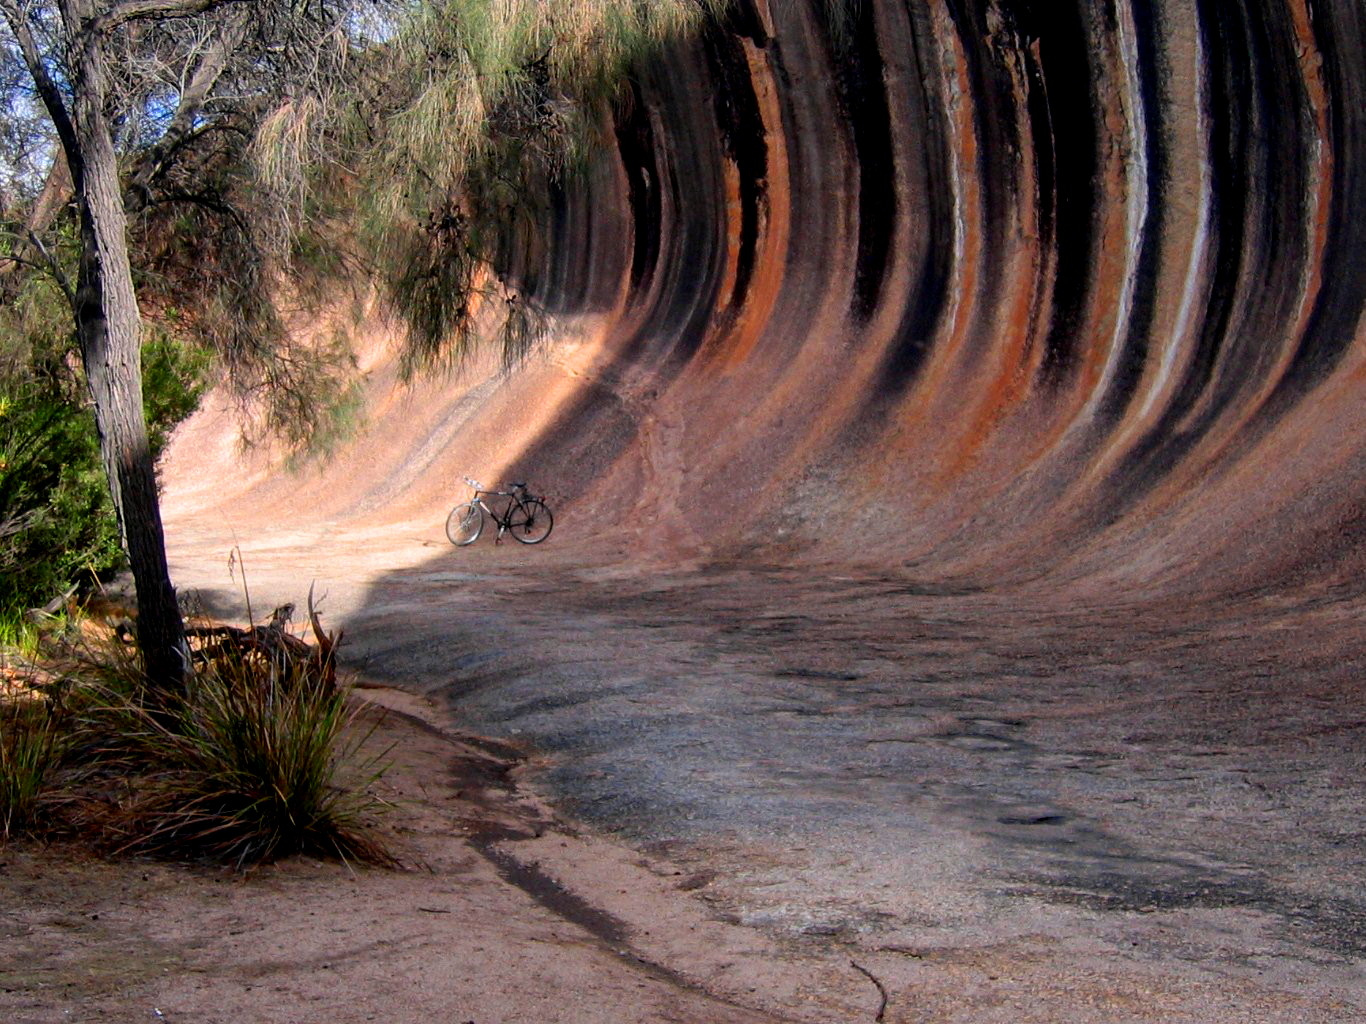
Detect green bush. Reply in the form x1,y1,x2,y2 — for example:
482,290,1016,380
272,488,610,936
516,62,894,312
0,377,123,611
0,275,208,616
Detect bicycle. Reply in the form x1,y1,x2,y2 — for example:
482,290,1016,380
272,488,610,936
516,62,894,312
446,477,554,546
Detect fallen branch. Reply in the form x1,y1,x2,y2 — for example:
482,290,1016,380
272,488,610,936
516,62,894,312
184,587,340,691
850,960,889,1023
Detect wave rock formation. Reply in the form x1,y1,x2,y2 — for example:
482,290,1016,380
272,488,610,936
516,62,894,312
172,0,1365,598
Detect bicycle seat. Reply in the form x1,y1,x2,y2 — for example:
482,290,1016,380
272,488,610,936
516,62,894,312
508,481,527,489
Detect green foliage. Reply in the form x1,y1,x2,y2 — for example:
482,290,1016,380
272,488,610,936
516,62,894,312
0,274,208,616
0,369,124,613
136,181,360,454
283,373,367,470
254,0,723,375
142,327,212,458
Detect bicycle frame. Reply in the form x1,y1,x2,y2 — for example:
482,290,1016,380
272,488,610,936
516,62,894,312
469,485,536,538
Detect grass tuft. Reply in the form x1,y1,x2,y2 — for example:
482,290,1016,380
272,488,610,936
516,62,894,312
0,612,43,659
1,604,393,869
93,660,392,867
0,698,66,840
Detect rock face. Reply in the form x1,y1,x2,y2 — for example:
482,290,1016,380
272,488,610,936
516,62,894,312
158,10,1364,1006
476,0,1362,595
168,1,1364,598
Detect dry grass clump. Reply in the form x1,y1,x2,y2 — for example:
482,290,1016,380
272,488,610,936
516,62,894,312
0,696,67,840
0,606,392,868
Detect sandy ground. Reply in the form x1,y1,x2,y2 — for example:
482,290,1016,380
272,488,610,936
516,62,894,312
5,525,1361,1023
1,687,854,1024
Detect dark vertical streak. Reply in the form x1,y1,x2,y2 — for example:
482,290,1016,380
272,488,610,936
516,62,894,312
948,0,1019,268
635,46,728,367
726,0,770,46
1170,0,1251,418
873,0,953,394
1096,1,1248,508
1096,0,1166,425
1018,26,1056,372
614,81,662,299
702,16,769,315
917,0,1017,374
1102,0,1316,516
1268,0,1366,399
823,0,897,321
1027,0,1099,387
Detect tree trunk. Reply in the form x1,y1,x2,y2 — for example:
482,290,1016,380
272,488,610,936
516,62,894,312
62,1,187,692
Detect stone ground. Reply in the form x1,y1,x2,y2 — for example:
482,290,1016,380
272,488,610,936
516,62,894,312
31,513,1343,1023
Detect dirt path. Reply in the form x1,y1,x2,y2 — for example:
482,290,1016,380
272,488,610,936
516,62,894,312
142,516,1366,1023
3,687,866,1024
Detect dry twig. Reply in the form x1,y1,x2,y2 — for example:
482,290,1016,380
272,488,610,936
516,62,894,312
850,960,889,1023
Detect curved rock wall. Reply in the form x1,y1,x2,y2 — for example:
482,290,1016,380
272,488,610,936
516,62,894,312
168,0,1365,598
484,0,1362,595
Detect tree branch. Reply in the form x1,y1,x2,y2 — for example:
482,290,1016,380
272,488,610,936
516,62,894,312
0,250,47,274
0,0,81,166
0,226,75,306
25,151,75,236
26,229,76,305
152,189,253,236
95,0,250,33
125,9,250,211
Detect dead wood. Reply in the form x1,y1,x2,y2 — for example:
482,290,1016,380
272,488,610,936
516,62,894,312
184,587,340,691
850,960,889,1023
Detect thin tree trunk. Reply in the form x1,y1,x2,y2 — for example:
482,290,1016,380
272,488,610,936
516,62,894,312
62,0,187,691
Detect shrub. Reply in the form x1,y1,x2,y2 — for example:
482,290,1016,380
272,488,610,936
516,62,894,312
1,604,391,868
105,669,390,866
0,698,66,839
0,274,208,617
73,617,392,867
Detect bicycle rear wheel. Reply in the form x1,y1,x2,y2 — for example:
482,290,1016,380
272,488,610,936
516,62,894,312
446,502,484,546
507,499,553,544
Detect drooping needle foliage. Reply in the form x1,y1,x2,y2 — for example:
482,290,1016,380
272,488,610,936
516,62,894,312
254,0,725,375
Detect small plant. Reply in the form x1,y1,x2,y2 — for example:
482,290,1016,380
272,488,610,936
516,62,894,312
97,657,392,866
0,698,66,839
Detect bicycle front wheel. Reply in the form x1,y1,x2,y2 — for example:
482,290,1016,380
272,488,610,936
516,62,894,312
446,502,484,546
507,499,553,544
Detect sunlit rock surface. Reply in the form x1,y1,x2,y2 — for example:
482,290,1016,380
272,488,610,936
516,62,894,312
175,0,1363,598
